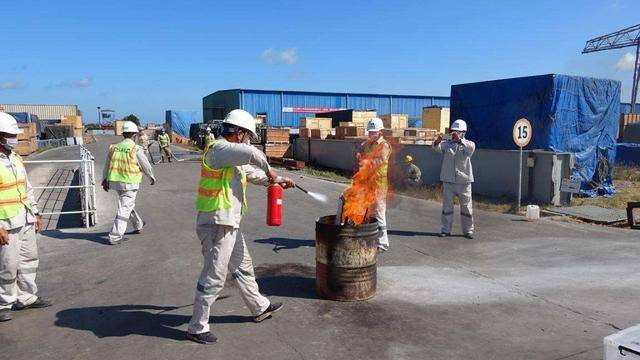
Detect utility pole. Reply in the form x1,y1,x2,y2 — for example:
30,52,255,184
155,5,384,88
97,106,102,128
583,24,640,113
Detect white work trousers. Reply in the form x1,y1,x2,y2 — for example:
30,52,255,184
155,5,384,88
369,196,389,250
188,224,270,334
108,190,143,243
0,223,39,310
441,182,474,235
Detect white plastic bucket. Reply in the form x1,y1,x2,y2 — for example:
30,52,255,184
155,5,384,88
526,205,540,220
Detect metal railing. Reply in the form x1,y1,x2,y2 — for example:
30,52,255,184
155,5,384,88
24,146,97,228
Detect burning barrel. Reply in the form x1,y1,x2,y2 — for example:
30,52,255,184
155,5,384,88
315,215,378,301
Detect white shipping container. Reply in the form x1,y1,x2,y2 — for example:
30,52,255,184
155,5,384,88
604,324,640,359
0,104,79,121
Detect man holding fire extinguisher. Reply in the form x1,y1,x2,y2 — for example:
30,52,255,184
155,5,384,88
187,109,295,345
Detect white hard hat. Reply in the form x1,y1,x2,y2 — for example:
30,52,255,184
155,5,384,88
122,121,139,133
206,127,211,131
224,109,257,137
0,113,23,135
367,117,384,133
450,119,467,132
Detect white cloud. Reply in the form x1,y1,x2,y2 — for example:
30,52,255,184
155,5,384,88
615,52,636,71
261,48,299,65
0,80,21,90
50,76,94,88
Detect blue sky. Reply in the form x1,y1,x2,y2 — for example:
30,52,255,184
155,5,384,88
1,0,638,123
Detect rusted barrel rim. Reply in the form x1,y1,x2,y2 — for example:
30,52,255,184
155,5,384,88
316,215,379,237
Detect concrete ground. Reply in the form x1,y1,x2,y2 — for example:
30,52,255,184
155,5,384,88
2,135,640,360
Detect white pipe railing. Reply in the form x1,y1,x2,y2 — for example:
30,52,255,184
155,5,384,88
24,146,97,228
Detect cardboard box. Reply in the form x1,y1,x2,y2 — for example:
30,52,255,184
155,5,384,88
261,128,289,144
299,128,312,139
310,129,331,139
300,117,332,130
60,115,83,128
382,129,404,138
404,128,438,139
381,114,409,129
17,123,36,140
114,120,126,136
422,107,450,133
339,121,355,127
264,144,292,158
336,126,365,139
15,138,36,156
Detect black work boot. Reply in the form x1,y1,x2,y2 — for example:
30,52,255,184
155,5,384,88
13,297,53,310
0,308,12,322
254,302,283,323
186,331,217,345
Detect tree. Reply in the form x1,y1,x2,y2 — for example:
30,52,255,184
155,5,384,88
122,114,140,127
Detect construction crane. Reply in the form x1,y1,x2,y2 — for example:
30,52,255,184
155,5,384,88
583,24,640,113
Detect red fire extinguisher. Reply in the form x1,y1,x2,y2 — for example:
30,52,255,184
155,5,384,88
267,184,283,226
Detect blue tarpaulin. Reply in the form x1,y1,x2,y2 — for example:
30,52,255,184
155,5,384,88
165,110,199,138
616,143,640,166
451,74,621,197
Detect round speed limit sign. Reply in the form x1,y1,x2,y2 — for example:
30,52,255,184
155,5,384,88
513,118,532,148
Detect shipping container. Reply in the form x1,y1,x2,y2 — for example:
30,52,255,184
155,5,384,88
165,110,199,138
203,89,450,128
0,104,79,121
451,74,620,197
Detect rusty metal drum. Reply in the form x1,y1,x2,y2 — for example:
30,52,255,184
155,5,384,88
315,215,378,301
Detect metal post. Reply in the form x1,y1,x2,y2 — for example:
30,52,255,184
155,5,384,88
97,107,101,127
517,146,523,212
631,44,640,114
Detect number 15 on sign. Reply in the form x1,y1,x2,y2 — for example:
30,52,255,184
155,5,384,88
513,118,532,213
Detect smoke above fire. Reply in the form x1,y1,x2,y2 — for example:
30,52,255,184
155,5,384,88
340,141,389,225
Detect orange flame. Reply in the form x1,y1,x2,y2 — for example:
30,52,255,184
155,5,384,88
340,141,389,225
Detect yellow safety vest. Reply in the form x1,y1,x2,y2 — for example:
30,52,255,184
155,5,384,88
158,133,170,147
0,154,32,220
107,140,143,184
362,138,391,189
196,148,247,214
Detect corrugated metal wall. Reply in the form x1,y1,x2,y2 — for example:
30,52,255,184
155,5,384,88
203,89,451,127
203,90,238,121
0,104,79,121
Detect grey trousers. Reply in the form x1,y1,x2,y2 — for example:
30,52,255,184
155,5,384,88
108,190,143,243
369,196,389,250
188,224,270,334
0,223,39,310
441,182,474,235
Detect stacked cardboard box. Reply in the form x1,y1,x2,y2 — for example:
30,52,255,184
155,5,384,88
318,110,377,128
310,129,331,139
336,126,366,139
380,114,409,129
261,128,291,158
422,107,450,134
61,115,83,137
300,117,332,130
404,128,438,139
381,129,405,138
16,123,37,156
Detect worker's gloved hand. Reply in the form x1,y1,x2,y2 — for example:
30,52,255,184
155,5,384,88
0,228,9,246
280,177,295,189
101,180,109,192
267,169,278,184
452,132,461,143
150,178,156,186
434,135,443,146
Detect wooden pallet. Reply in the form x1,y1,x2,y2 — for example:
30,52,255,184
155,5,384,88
267,157,305,170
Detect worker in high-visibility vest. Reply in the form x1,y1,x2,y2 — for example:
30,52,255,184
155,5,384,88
0,113,52,322
186,109,295,345
357,118,392,252
204,127,215,150
138,130,155,165
102,121,156,245
157,129,172,163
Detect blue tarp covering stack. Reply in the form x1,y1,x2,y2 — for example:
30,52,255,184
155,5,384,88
616,143,640,166
165,110,199,138
451,74,621,197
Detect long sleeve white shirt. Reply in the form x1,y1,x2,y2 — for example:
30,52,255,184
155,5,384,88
433,138,475,184
0,152,39,230
102,139,156,191
196,138,272,229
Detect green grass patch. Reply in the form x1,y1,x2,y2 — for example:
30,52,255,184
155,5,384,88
302,165,352,184
571,166,640,210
